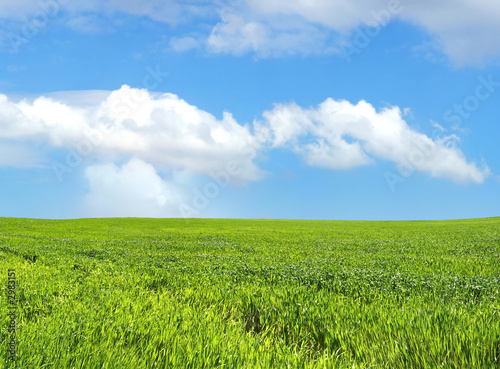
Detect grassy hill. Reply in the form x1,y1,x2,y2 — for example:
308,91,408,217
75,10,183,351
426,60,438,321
1,217,499,368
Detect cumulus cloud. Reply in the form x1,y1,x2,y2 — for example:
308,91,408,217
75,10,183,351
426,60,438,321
256,99,489,183
0,86,265,182
85,159,187,217
0,87,490,219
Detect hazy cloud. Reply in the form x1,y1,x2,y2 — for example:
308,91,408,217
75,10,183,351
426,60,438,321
208,0,500,65
1,0,498,65
0,141,44,168
85,159,187,217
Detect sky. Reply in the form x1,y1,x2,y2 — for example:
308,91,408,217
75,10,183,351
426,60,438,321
0,0,499,220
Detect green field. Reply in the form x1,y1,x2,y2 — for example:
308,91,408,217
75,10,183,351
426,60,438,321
0,217,499,368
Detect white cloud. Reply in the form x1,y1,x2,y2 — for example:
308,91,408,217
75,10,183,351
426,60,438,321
169,36,201,52
399,1,500,67
0,0,46,19
261,103,310,147
0,87,489,213
245,0,391,31
257,98,489,183
65,15,109,33
84,159,186,217
0,0,179,22
207,0,500,65
301,138,372,170
0,0,212,33
431,120,445,132
2,0,498,65
207,13,268,56
106,0,182,24
207,12,337,57
0,86,265,182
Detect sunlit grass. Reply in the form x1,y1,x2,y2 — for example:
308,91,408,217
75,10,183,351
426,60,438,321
1,217,499,368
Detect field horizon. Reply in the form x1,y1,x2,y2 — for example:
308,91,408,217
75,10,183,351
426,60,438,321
3,216,500,222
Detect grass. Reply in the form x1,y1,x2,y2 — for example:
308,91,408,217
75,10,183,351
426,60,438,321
0,217,499,368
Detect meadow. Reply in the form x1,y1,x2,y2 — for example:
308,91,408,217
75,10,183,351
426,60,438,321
0,217,499,368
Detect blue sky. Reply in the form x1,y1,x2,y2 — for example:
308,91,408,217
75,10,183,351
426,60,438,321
0,0,499,220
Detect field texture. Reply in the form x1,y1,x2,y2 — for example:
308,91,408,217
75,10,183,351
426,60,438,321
0,217,499,368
